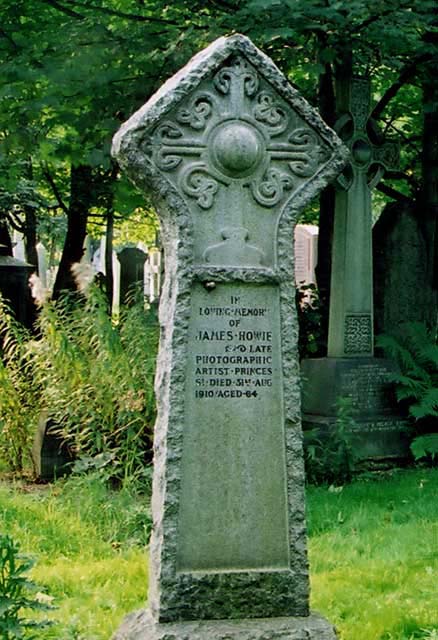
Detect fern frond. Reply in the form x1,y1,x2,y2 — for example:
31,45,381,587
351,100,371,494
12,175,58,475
410,387,438,419
410,434,438,460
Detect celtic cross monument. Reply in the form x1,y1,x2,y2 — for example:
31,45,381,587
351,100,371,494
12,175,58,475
112,35,347,640
328,76,399,357
302,75,409,464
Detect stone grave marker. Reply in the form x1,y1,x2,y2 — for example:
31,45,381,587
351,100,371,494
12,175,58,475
12,230,26,262
148,247,162,303
301,76,410,463
36,241,48,288
112,34,347,640
0,245,34,328
294,224,318,286
117,246,147,305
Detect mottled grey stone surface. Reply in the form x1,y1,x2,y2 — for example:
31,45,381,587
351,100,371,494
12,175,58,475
112,609,338,640
112,33,346,635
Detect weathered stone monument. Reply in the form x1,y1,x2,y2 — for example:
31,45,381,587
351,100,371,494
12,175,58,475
0,245,34,329
294,224,318,286
118,246,147,305
36,241,48,288
112,35,347,640
301,77,410,463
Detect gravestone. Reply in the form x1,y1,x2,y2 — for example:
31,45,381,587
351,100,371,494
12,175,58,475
112,35,347,640
301,76,410,464
36,241,48,288
0,245,34,329
373,200,436,336
12,230,26,262
147,247,162,303
294,224,318,286
117,246,147,305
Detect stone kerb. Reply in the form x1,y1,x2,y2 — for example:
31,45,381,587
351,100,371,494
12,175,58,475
112,34,347,640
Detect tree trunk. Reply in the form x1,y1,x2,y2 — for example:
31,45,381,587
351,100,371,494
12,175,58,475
24,204,38,270
0,219,13,255
420,77,438,331
52,165,92,300
23,158,38,270
315,50,351,352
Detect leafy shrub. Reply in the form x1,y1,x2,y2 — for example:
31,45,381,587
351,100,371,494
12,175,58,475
0,534,53,639
376,322,438,462
296,283,326,360
304,397,358,485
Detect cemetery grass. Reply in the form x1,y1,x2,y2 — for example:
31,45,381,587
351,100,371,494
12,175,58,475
1,468,438,640
308,467,438,639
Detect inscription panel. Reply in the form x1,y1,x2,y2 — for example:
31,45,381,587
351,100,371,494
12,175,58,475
340,362,397,414
177,282,289,572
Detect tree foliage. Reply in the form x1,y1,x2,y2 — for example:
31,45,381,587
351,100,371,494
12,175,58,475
0,0,436,300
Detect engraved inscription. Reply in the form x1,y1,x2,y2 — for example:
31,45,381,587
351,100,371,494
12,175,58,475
193,294,274,399
178,282,289,572
344,314,372,354
340,363,397,413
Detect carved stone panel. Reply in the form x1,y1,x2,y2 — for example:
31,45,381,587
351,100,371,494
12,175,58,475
142,55,331,269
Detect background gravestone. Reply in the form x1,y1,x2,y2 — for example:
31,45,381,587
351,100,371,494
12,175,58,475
294,224,318,286
301,76,410,465
112,35,347,640
0,245,34,330
117,246,147,305
373,200,436,336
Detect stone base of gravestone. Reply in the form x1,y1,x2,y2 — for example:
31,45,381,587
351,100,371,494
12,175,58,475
112,609,337,640
301,357,411,464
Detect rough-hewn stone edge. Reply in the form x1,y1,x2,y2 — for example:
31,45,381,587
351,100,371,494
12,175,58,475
112,33,349,167
112,609,338,640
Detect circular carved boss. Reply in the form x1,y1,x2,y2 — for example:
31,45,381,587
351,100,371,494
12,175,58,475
209,120,265,178
351,137,372,167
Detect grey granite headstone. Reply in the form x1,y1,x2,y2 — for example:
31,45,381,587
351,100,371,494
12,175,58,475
302,76,409,465
112,35,347,640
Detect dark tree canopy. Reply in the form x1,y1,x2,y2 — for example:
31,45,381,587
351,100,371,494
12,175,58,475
0,0,436,325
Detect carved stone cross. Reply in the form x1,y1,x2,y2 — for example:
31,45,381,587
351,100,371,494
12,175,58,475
112,35,347,640
328,76,399,358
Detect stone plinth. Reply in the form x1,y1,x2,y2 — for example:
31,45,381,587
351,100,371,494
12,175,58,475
112,33,347,640
113,610,337,640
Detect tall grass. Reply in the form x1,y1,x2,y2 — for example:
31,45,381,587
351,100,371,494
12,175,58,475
0,287,158,480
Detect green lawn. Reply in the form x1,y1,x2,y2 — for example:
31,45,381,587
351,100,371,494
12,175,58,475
308,469,438,639
1,468,438,639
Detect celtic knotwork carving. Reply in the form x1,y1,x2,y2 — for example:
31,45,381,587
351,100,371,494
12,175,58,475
180,164,220,209
156,121,184,142
344,314,372,354
214,68,232,95
287,129,322,178
350,77,371,130
154,122,186,169
251,168,294,208
373,141,399,171
213,57,259,97
176,93,214,130
253,91,288,136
